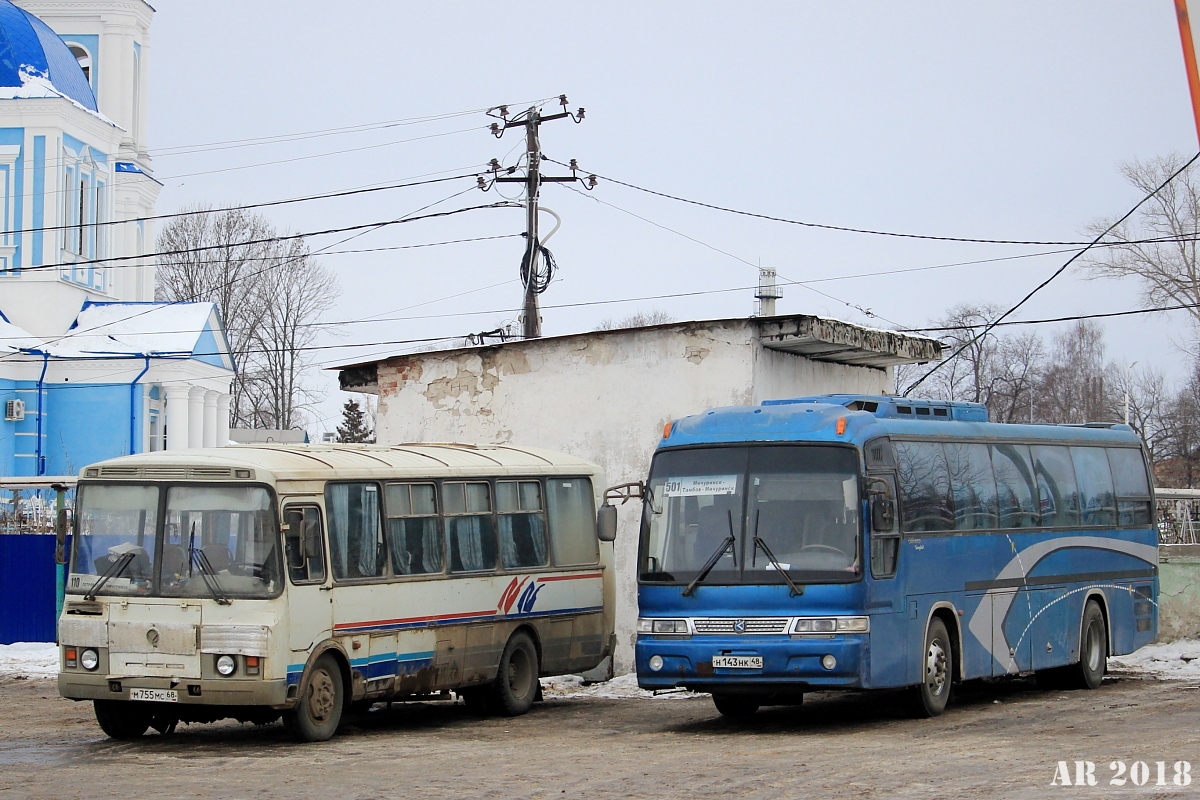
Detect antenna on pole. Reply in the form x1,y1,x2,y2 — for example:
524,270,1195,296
755,267,782,317
485,95,587,339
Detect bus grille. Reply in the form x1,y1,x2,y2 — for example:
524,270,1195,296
693,618,790,635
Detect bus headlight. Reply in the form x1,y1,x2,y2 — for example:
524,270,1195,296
822,654,837,670
648,655,665,672
80,649,99,671
216,655,237,676
793,617,869,634
637,618,689,635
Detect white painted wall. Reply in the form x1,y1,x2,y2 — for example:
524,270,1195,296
370,319,894,671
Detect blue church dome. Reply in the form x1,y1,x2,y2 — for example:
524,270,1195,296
0,1,96,111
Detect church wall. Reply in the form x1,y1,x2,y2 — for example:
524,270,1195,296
0,378,16,472
44,382,136,475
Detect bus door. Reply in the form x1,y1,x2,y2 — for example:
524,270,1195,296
282,501,332,654
865,473,908,687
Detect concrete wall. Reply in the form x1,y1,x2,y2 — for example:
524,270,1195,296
372,320,893,670
1158,544,1200,643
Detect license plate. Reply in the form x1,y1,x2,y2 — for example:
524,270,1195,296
712,655,762,669
129,688,178,703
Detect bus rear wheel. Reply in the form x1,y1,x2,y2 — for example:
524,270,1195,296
911,617,952,717
1071,601,1107,690
283,653,344,742
489,631,539,716
93,700,151,739
712,694,760,718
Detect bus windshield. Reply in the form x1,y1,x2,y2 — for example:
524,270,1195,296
70,483,282,599
639,445,861,587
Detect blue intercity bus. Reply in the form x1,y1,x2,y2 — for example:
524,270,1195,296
628,394,1158,718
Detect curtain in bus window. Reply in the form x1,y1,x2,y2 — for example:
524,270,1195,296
497,481,548,569
945,442,999,530
894,441,954,532
449,515,497,571
547,479,599,566
1070,447,1116,527
991,444,1039,528
326,483,383,579
1108,448,1152,526
1031,446,1080,528
384,483,442,575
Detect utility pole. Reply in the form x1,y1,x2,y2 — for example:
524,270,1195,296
488,96,591,339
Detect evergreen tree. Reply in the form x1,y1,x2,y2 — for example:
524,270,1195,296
336,399,374,443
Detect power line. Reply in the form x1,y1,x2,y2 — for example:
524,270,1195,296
0,171,486,240
547,157,1200,249
11,201,519,275
908,301,1200,332
902,152,1200,395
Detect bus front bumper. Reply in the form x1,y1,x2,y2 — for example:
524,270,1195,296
59,673,291,708
635,634,867,692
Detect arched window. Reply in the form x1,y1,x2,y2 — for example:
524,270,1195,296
68,44,91,84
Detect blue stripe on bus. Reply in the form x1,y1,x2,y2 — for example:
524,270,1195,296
336,606,604,635
289,650,438,684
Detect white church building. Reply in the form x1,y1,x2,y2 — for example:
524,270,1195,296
0,0,234,478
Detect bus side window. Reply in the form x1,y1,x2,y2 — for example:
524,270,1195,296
991,444,1039,529
445,481,496,572
1031,446,1080,528
547,478,600,567
326,483,384,580
384,483,443,575
945,442,998,531
1108,448,1152,526
497,480,548,569
1071,447,1116,527
284,505,326,584
894,441,954,532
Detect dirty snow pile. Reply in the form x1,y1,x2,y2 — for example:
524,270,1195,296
0,642,58,679
541,672,698,700
1109,640,1200,681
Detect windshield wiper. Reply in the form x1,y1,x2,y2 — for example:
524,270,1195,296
85,551,136,601
682,509,737,597
188,522,231,605
751,510,803,597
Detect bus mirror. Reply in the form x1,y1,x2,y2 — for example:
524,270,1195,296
871,496,895,532
597,504,618,542
53,484,69,565
303,519,322,559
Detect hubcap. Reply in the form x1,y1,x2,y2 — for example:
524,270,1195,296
308,669,336,722
508,649,532,699
1086,621,1103,672
925,638,948,695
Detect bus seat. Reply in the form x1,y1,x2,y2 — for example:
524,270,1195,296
202,546,233,572
160,545,186,579
693,503,732,563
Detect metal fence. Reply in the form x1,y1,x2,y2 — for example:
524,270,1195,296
1157,488,1200,545
0,534,59,644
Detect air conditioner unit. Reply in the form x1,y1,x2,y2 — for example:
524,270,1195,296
4,399,24,421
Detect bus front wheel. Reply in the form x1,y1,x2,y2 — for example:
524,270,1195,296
489,631,540,716
283,653,344,742
93,700,151,739
911,617,952,717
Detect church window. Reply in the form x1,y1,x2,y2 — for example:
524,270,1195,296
68,45,91,85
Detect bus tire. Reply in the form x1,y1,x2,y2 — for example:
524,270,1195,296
911,616,952,717
1071,601,1107,690
712,694,760,718
283,653,344,742
489,631,539,716
93,700,151,739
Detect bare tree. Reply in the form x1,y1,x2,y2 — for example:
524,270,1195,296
1035,321,1115,424
1107,363,1169,462
920,304,1002,404
1083,153,1200,344
987,332,1046,423
594,309,675,330
157,207,339,430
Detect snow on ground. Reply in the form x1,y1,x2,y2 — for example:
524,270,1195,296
0,643,58,679
5,640,1200,686
1110,640,1200,681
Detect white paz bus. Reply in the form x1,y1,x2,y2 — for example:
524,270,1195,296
57,443,617,741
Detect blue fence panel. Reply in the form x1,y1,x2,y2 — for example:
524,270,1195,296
0,534,59,644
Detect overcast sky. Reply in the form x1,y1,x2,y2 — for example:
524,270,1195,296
145,1,1196,436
